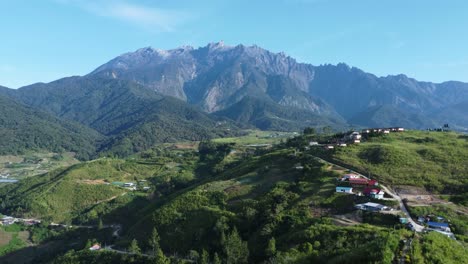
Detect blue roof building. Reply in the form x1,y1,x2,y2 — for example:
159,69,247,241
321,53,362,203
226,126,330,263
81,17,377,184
427,221,449,228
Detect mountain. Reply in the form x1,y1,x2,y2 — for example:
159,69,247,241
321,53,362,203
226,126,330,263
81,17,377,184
0,94,101,159
1,77,238,157
214,96,345,131
89,43,333,114
432,100,468,130
90,42,468,130
348,105,437,129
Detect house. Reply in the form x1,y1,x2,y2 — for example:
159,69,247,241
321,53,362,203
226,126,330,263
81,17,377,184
23,219,41,226
123,182,135,188
427,221,451,232
309,141,319,146
349,178,369,185
324,145,334,150
1,216,16,226
362,129,371,134
337,143,347,147
355,202,388,211
342,174,360,180
382,129,390,134
390,127,405,132
368,179,379,186
349,132,361,140
89,243,101,251
295,166,304,170
336,187,353,193
142,186,151,191
363,187,385,199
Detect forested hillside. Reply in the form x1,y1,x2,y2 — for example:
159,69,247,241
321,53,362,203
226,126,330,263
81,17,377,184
0,136,466,263
0,94,101,159
0,77,239,158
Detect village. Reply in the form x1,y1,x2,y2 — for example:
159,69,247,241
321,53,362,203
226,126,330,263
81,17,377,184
303,127,457,240
313,126,406,150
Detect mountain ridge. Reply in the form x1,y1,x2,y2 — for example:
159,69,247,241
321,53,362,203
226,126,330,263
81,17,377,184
88,42,468,130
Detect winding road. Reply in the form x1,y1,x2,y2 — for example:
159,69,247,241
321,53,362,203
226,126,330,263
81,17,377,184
314,156,424,232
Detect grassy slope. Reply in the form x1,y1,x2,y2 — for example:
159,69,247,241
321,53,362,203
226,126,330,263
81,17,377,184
0,158,159,222
332,131,468,193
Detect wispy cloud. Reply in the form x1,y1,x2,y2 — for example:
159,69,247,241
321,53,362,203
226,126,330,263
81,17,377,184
55,0,192,32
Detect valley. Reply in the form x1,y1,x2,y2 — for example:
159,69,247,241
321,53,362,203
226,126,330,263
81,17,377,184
0,129,466,263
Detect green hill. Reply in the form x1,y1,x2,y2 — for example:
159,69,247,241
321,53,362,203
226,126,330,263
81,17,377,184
0,94,101,160
330,130,468,195
0,77,239,158
0,137,466,263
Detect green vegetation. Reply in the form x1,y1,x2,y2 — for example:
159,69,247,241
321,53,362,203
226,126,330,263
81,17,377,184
213,130,296,145
2,78,241,159
0,133,466,263
0,152,79,184
214,96,345,131
0,94,101,160
0,224,28,257
330,131,468,196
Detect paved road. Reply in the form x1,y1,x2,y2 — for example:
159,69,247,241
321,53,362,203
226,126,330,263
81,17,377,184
379,185,424,232
314,156,424,232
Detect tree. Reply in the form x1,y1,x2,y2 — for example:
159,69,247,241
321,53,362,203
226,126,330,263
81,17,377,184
200,249,209,264
322,126,333,135
128,239,141,255
222,228,249,264
266,237,276,257
154,248,170,264
98,218,103,230
303,127,316,135
213,252,222,264
149,227,161,255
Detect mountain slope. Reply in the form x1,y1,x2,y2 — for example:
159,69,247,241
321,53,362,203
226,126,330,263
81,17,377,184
90,43,468,129
2,77,238,156
0,94,101,159
214,96,345,131
433,100,468,130
348,105,437,129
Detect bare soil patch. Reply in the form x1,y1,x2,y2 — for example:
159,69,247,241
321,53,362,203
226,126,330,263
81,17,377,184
332,211,363,226
78,179,107,185
0,230,12,246
395,185,452,207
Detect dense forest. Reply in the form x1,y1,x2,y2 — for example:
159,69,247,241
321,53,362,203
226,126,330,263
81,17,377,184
0,94,101,160
0,79,240,159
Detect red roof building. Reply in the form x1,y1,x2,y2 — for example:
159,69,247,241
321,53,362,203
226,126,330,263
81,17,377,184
363,187,381,195
363,187,385,199
368,179,378,186
349,178,369,185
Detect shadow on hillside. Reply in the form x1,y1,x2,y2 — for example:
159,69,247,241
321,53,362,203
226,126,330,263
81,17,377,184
0,227,113,264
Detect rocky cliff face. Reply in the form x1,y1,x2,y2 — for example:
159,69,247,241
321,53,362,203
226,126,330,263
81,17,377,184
84,42,468,130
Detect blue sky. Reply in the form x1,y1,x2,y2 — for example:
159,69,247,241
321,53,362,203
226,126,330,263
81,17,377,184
1,0,467,88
